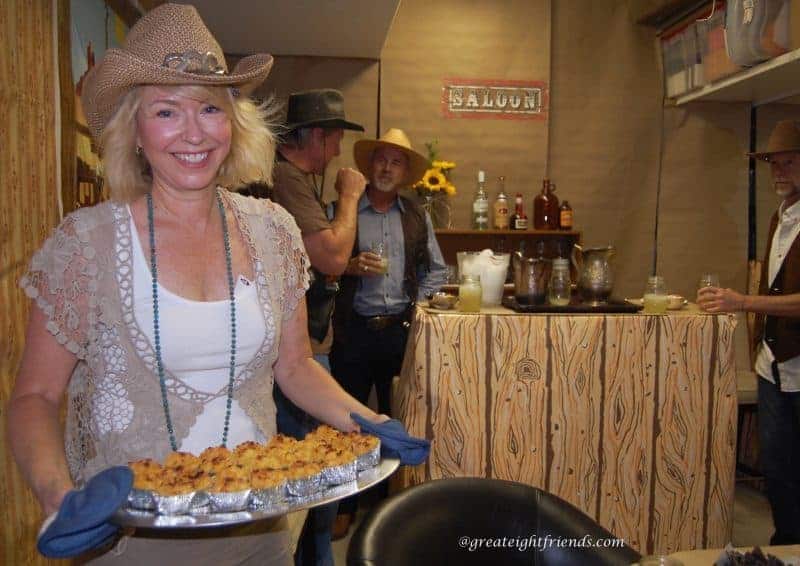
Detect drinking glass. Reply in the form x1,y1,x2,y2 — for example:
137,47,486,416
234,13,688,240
371,242,388,275
698,273,719,290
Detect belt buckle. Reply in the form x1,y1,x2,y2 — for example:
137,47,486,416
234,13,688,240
366,315,391,331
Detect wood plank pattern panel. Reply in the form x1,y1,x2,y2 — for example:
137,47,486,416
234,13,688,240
650,315,715,553
488,315,549,486
705,315,737,548
396,308,738,556
599,315,657,552
426,311,488,479
547,316,604,513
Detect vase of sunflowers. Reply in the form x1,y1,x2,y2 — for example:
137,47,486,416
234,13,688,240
413,141,456,229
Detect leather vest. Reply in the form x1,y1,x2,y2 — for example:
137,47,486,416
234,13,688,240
332,194,430,343
752,211,800,362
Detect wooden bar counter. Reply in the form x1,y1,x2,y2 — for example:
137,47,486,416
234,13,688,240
393,304,738,556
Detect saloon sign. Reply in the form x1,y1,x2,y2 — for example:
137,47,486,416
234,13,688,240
441,78,548,120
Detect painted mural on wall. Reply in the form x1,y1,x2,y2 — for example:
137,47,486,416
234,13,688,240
71,0,129,208
441,78,548,120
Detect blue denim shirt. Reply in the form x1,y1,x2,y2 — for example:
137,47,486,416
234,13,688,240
352,193,447,316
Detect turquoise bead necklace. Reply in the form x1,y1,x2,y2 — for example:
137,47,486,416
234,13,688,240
146,190,237,451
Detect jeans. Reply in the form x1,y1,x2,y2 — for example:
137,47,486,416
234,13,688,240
275,353,337,566
758,375,800,545
330,317,409,516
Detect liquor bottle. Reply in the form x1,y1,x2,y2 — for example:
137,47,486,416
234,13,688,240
511,193,528,230
472,170,489,230
547,183,560,229
493,176,510,230
533,178,556,229
559,200,573,230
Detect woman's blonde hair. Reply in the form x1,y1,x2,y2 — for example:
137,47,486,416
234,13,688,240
100,85,277,202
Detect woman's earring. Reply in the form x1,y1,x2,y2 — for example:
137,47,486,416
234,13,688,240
136,146,142,156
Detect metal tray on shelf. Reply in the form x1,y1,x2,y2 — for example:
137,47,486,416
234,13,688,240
112,458,399,530
502,296,643,314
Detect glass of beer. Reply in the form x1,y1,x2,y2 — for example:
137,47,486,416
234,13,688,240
371,242,389,275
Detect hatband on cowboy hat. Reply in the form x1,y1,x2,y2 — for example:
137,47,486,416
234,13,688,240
353,128,429,188
749,120,800,161
284,89,364,132
80,3,273,145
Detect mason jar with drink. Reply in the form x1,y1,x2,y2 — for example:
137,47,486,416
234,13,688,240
643,275,668,314
458,274,482,312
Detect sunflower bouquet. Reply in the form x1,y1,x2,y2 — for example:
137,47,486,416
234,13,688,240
413,141,457,198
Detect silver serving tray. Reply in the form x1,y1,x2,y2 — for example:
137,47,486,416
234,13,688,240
111,458,399,530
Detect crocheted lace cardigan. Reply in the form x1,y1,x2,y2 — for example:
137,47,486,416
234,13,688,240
20,190,310,483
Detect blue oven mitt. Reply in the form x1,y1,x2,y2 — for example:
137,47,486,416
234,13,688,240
350,413,431,465
37,465,133,558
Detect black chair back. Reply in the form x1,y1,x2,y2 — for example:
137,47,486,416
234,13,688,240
347,477,641,566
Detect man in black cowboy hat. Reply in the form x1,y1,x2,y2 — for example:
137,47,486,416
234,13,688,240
698,119,800,544
271,88,365,566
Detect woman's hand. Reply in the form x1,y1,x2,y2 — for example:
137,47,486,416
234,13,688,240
345,252,384,277
696,286,746,313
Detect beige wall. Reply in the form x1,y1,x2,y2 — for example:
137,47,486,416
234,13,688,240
381,0,551,226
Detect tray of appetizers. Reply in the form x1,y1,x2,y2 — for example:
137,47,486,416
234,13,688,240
112,426,398,529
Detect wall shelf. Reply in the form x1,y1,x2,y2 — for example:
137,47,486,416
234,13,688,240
671,48,800,107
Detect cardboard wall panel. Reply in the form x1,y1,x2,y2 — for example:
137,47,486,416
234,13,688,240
380,0,551,227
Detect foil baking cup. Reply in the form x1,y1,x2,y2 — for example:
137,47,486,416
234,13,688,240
322,460,357,486
356,442,381,471
127,488,156,510
285,471,323,498
206,489,252,513
153,491,198,515
250,481,287,508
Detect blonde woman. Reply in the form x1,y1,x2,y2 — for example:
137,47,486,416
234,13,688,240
8,4,385,564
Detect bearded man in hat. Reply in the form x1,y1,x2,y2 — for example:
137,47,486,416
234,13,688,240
698,119,800,544
270,88,365,566
329,129,448,538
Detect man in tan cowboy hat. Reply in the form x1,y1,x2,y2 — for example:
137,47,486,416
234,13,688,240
328,128,447,538
270,88,365,566
698,119,800,544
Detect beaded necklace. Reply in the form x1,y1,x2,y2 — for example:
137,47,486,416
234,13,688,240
146,190,237,451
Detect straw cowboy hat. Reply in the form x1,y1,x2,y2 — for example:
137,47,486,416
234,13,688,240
81,3,273,144
749,120,800,161
284,89,364,132
353,128,429,188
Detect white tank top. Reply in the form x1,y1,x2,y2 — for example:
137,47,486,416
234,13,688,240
129,211,267,454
